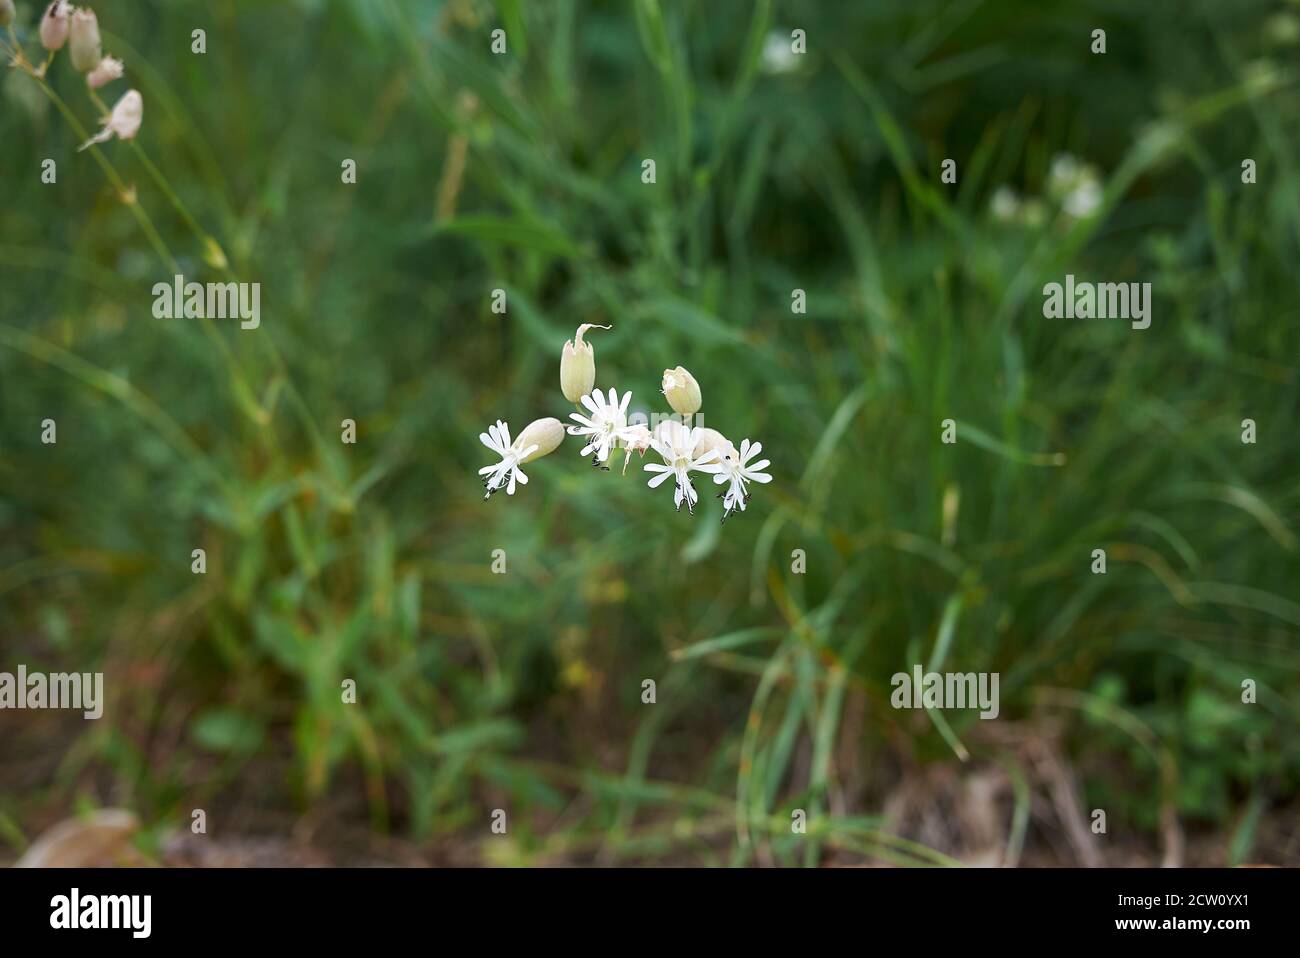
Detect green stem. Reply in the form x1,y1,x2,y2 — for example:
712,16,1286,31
87,86,225,269
19,49,337,494
80,89,333,467
0,323,236,501
38,77,178,271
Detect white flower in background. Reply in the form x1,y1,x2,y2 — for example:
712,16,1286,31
710,437,772,522
760,30,798,75
1061,178,1102,219
77,88,142,151
1047,153,1082,193
1047,152,1102,220
478,419,537,498
644,421,720,514
567,387,634,467
989,186,1020,223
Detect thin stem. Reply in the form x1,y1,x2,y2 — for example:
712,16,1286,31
17,42,337,494
38,76,178,271
24,73,278,446
87,86,225,268
78,89,334,468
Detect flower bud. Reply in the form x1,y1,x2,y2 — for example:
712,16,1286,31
513,417,564,463
661,365,701,415
69,7,101,73
78,88,142,151
40,1,70,51
0,1,16,29
560,323,610,403
694,427,737,464
86,55,124,90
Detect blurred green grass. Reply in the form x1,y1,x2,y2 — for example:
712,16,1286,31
1,0,1298,865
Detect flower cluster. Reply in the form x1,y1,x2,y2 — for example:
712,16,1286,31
478,324,771,522
5,3,143,148
988,153,1102,228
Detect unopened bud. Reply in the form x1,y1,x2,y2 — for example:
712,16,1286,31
694,428,736,464
513,417,564,463
560,323,610,403
86,55,124,90
661,365,701,415
0,1,16,29
40,1,70,51
69,7,101,73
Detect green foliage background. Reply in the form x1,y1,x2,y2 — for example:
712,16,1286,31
1,0,1297,865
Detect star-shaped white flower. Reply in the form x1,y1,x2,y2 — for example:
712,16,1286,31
478,419,538,498
710,437,771,522
567,388,635,467
644,422,719,514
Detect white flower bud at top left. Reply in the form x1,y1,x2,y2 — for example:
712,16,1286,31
69,7,102,73
560,323,610,403
513,417,564,463
40,1,70,51
0,0,16,29
662,365,702,415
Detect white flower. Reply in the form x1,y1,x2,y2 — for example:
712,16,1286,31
1062,178,1102,219
643,422,720,514
1047,152,1102,220
989,186,1020,223
567,387,635,467
760,31,799,75
1047,154,1083,194
86,55,124,90
478,419,537,499
77,89,142,152
710,437,771,522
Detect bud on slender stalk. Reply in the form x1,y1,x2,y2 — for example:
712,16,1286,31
40,1,70,51
69,7,101,73
0,0,16,29
514,417,564,463
78,88,143,151
662,365,702,415
560,323,610,403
